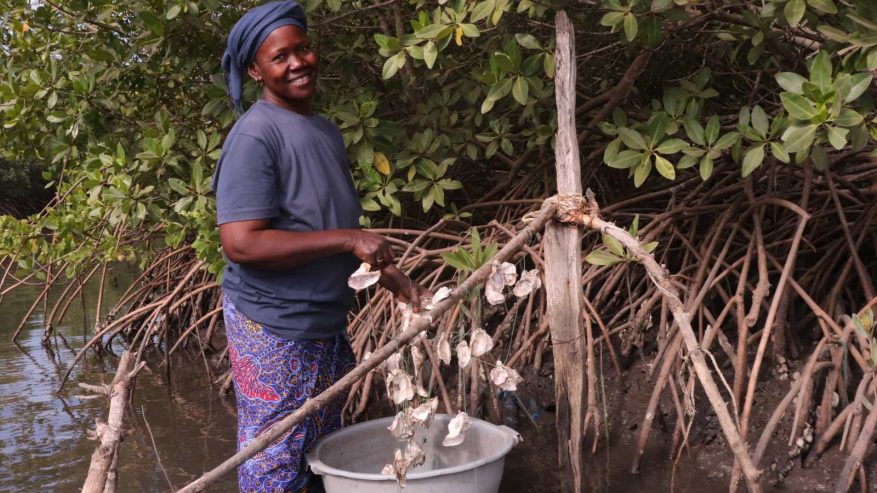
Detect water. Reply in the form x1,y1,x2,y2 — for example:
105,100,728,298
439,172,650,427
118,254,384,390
0,267,735,493
0,268,238,492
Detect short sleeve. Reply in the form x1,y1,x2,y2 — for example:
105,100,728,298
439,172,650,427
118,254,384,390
213,133,279,225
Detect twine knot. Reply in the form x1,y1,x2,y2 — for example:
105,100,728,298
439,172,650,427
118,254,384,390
551,188,600,226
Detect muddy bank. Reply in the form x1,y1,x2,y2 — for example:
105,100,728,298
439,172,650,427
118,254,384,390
497,357,857,493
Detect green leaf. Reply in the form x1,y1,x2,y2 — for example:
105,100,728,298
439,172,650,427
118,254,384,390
699,155,714,180
782,124,817,153
607,150,643,169
806,0,836,14
643,241,659,253
784,0,806,27
585,250,623,266
770,142,790,163
629,214,640,237
846,73,873,103
623,14,638,42
780,92,817,120
817,25,849,43
618,127,647,150
633,156,652,187
543,53,555,78
168,178,188,195
515,33,541,50
600,12,625,27
423,41,438,69
834,108,863,127
512,76,529,105
648,113,669,146
656,138,688,154
654,154,676,180
677,154,698,169
714,132,741,150
416,23,451,39
382,52,406,79
470,0,496,23
166,4,182,20
751,105,769,138
742,144,765,177
705,116,720,145
809,51,833,93
602,233,625,257
683,117,705,146
826,126,848,150
848,13,877,32
603,137,621,164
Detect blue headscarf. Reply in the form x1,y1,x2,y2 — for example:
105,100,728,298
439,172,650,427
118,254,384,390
222,0,308,113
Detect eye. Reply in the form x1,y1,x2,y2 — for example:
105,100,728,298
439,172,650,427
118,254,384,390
272,53,286,62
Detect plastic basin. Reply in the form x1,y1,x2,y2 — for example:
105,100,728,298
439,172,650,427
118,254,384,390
306,414,522,492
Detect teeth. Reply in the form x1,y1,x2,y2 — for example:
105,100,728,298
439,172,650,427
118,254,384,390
289,73,311,85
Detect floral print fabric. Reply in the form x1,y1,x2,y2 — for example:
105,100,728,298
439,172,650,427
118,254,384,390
223,293,355,492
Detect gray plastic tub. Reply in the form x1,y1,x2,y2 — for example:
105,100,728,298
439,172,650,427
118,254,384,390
306,414,522,492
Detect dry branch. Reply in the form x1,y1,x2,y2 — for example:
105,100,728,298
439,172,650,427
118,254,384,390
80,350,145,493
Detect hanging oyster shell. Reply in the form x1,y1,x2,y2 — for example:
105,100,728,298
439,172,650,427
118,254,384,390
411,397,439,426
489,360,523,391
442,411,471,447
456,340,472,368
387,410,414,438
513,269,542,297
470,328,494,357
424,286,452,310
387,369,414,405
499,262,517,286
348,263,381,290
436,334,452,365
485,265,506,306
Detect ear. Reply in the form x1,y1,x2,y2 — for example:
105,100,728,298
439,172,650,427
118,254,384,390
247,64,262,82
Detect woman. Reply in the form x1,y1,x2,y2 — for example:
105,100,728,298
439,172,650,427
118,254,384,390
212,2,430,491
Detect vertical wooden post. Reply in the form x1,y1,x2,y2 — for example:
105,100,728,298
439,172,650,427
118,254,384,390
544,10,586,493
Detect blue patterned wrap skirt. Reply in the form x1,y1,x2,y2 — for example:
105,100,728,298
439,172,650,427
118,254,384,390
222,293,356,492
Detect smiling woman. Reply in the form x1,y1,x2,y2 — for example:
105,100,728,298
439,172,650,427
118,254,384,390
247,25,319,116
211,1,430,492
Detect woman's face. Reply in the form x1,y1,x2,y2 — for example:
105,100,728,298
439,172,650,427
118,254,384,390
248,24,318,115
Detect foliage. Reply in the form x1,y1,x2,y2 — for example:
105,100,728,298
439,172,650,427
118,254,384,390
1,0,876,277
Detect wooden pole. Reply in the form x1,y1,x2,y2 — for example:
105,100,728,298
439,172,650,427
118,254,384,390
543,11,586,492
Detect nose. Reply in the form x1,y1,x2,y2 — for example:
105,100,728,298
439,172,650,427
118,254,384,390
287,54,307,71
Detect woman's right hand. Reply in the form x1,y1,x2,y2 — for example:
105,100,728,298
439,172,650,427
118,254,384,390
346,230,394,270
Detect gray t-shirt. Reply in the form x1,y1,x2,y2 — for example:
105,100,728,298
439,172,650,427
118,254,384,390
211,100,362,340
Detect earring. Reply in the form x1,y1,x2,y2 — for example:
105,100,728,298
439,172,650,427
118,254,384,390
255,78,263,86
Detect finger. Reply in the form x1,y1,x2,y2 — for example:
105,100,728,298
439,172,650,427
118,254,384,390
409,290,421,313
378,245,393,269
366,252,380,268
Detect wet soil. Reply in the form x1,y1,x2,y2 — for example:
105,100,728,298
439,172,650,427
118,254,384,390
497,357,857,492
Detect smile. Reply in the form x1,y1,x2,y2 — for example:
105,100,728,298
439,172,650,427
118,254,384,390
287,72,313,86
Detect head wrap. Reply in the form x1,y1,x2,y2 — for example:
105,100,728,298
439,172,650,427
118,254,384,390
222,0,308,113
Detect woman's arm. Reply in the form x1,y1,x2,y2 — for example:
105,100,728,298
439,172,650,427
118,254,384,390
221,220,431,307
219,219,394,270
